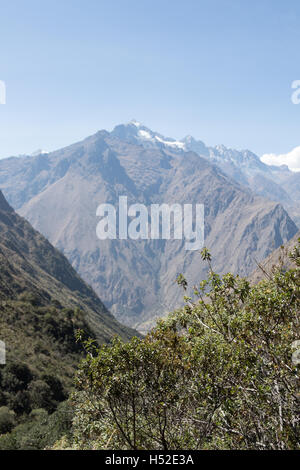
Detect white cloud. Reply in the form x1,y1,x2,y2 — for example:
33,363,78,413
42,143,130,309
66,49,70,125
261,146,300,172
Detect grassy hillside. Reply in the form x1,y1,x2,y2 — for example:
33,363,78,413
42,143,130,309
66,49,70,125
0,190,138,448
0,191,137,342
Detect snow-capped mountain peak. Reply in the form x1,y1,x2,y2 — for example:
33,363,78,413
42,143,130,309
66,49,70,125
112,121,187,151
111,121,295,182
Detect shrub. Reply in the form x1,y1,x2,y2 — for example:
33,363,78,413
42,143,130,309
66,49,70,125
69,239,300,450
0,407,16,434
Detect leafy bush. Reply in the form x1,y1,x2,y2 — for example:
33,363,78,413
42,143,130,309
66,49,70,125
0,401,73,450
0,300,89,447
0,407,16,434
1,363,33,393
68,239,300,450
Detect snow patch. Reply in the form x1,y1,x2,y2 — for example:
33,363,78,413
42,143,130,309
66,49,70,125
155,136,186,150
130,120,142,128
138,129,153,140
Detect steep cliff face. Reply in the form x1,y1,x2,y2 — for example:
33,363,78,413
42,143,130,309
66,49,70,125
249,230,300,284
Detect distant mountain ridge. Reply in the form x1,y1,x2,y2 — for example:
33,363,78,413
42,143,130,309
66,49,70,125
0,123,298,331
110,121,300,226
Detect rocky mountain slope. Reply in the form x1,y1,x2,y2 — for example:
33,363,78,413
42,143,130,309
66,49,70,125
183,135,300,227
249,229,300,284
0,124,298,331
112,121,300,226
0,190,135,342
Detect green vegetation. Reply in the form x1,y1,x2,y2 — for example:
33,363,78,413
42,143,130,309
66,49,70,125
0,197,137,344
61,239,300,450
0,191,137,449
0,402,73,450
0,190,298,450
0,293,94,449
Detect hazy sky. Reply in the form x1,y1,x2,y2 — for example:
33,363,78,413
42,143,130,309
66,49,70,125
1,0,300,159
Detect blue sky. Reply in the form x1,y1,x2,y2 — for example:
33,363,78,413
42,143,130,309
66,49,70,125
0,0,300,160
